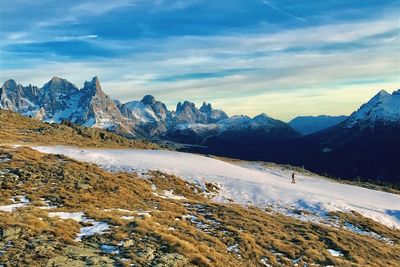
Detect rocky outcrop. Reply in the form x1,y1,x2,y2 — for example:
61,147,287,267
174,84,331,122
0,79,39,115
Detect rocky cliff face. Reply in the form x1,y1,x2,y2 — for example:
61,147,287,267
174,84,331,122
75,77,129,130
0,77,138,137
0,79,39,115
199,102,228,123
175,101,207,124
37,77,80,122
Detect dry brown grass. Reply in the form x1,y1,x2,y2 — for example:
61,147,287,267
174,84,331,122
1,145,399,266
0,109,159,149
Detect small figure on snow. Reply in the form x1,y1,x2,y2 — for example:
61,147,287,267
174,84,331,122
291,172,296,184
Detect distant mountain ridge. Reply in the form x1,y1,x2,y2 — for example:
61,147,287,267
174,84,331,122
289,115,348,135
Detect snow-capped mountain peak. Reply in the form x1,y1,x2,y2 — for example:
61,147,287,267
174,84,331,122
344,89,400,128
41,76,79,95
253,113,272,121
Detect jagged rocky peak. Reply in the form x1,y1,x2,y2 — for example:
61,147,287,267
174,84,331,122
2,79,18,88
2,79,38,94
0,79,40,112
176,101,196,113
200,101,212,114
141,95,156,105
175,101,206,123
42,76,79,94
199,101,228,122
82,76,105,96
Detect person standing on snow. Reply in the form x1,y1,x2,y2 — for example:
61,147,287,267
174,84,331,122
291,172,296,184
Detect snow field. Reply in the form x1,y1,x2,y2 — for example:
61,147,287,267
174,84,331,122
33,146,400,229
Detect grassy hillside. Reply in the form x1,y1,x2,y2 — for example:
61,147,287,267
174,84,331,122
1,109,399,266
0,109,159,149
1,146,399,266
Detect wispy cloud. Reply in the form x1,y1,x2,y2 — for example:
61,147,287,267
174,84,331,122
261,0,306,22
70,0,138,16
55,35,99,42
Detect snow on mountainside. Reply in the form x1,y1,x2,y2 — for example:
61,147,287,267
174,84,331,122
289,115,348,135
117,95,174,136
77,76,129,130
34,146,400,229
120,101,161,123
0,76,234,137
343,89,400,128
199,102,228,122
174,113,292,134
0,79,39,115
38,77,81,123
175,101,208,123
165,113,300,151
0,77,138,137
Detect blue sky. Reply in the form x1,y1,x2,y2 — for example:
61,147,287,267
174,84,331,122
0,0,399,121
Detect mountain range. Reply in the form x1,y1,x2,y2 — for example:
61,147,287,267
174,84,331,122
1,76,399,184
285,89,400,184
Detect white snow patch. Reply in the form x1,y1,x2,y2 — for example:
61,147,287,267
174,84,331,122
76,221,109,241
121,216,135,220
227,243,240,254
260,257,272,267
104,208,134,213
0,196,30,212
327,249,343,257
33,146,400,229
48,212,86,222
47,211,109,241
153,189,187,200
343,222,394,244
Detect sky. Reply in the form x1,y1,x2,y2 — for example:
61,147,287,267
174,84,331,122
0,0,399,121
